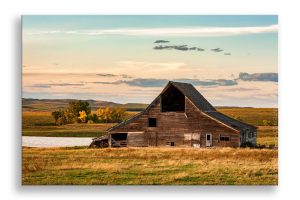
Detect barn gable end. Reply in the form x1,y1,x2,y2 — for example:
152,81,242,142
92,81,257,148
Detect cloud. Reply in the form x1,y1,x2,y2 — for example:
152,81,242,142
29,83,85,88
197,48,205,51
25,25,278,37
174,78,237,86
154,40,170,43
120,74,133,78
96,73,133,78
92,79,168,87
211,48,224,52
92,78,237,88
96,73,118,77
238,72,278,82
224,53,231,56
153,45,204,52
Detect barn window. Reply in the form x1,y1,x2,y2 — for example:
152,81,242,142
148,118,157,127
161,85,185,112
220,135,230,141
166,141,175,146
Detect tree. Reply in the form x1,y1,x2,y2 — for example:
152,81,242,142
51,110,61,124
51,109,66,125
111,107,126,123
88,113,98,123
96,107,126,123
65,100,91,123
78,110,87,123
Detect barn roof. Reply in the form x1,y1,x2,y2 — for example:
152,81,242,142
169,81,216,112
204,111,256,130
107,81,256,132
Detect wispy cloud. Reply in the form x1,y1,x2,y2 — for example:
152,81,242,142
92,78,237,88
91,72,278,88
96,73,133,78
25,25,278,37
153,45,205,52
29,83,85,88
238,72,278,82
154,40,170,43
211,48,224,52
96,73,117,77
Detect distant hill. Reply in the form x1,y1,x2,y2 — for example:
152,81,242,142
22,98,148,112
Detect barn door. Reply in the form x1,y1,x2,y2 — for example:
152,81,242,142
206,133,212,147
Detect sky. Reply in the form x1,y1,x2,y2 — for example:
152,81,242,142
22,15,278,107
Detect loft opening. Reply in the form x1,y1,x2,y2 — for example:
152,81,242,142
148,118,157,127
161,85,185,112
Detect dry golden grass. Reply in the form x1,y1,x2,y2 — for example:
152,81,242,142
22,147,278,185
257,126,278,146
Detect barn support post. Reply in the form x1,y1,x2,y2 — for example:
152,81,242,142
108,134,111,147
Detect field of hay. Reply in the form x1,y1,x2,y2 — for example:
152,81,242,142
22,147,278,185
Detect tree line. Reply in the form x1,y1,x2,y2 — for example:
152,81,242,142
51,100,126,125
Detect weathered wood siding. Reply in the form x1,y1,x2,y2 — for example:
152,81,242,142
109,97,240,148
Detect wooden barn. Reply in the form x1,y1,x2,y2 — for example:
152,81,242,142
90,81,257,148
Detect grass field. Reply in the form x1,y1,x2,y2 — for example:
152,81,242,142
22,147,278,185
218,107,278,126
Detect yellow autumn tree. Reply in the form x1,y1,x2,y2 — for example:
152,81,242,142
78,110,87,123
96,107,126,123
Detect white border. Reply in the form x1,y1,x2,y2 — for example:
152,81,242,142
3,0,300,200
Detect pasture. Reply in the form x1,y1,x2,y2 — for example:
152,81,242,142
22,147,278,185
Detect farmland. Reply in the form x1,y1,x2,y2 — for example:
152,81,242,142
22,101,278,185
22,147,278,185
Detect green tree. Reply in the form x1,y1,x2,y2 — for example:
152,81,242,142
65,100,91,123
88,113,98,123
51,110,61,124
51,109,66,125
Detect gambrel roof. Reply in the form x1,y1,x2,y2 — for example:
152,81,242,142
108,81,256,132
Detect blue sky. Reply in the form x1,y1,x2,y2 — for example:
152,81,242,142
22,15,278,107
